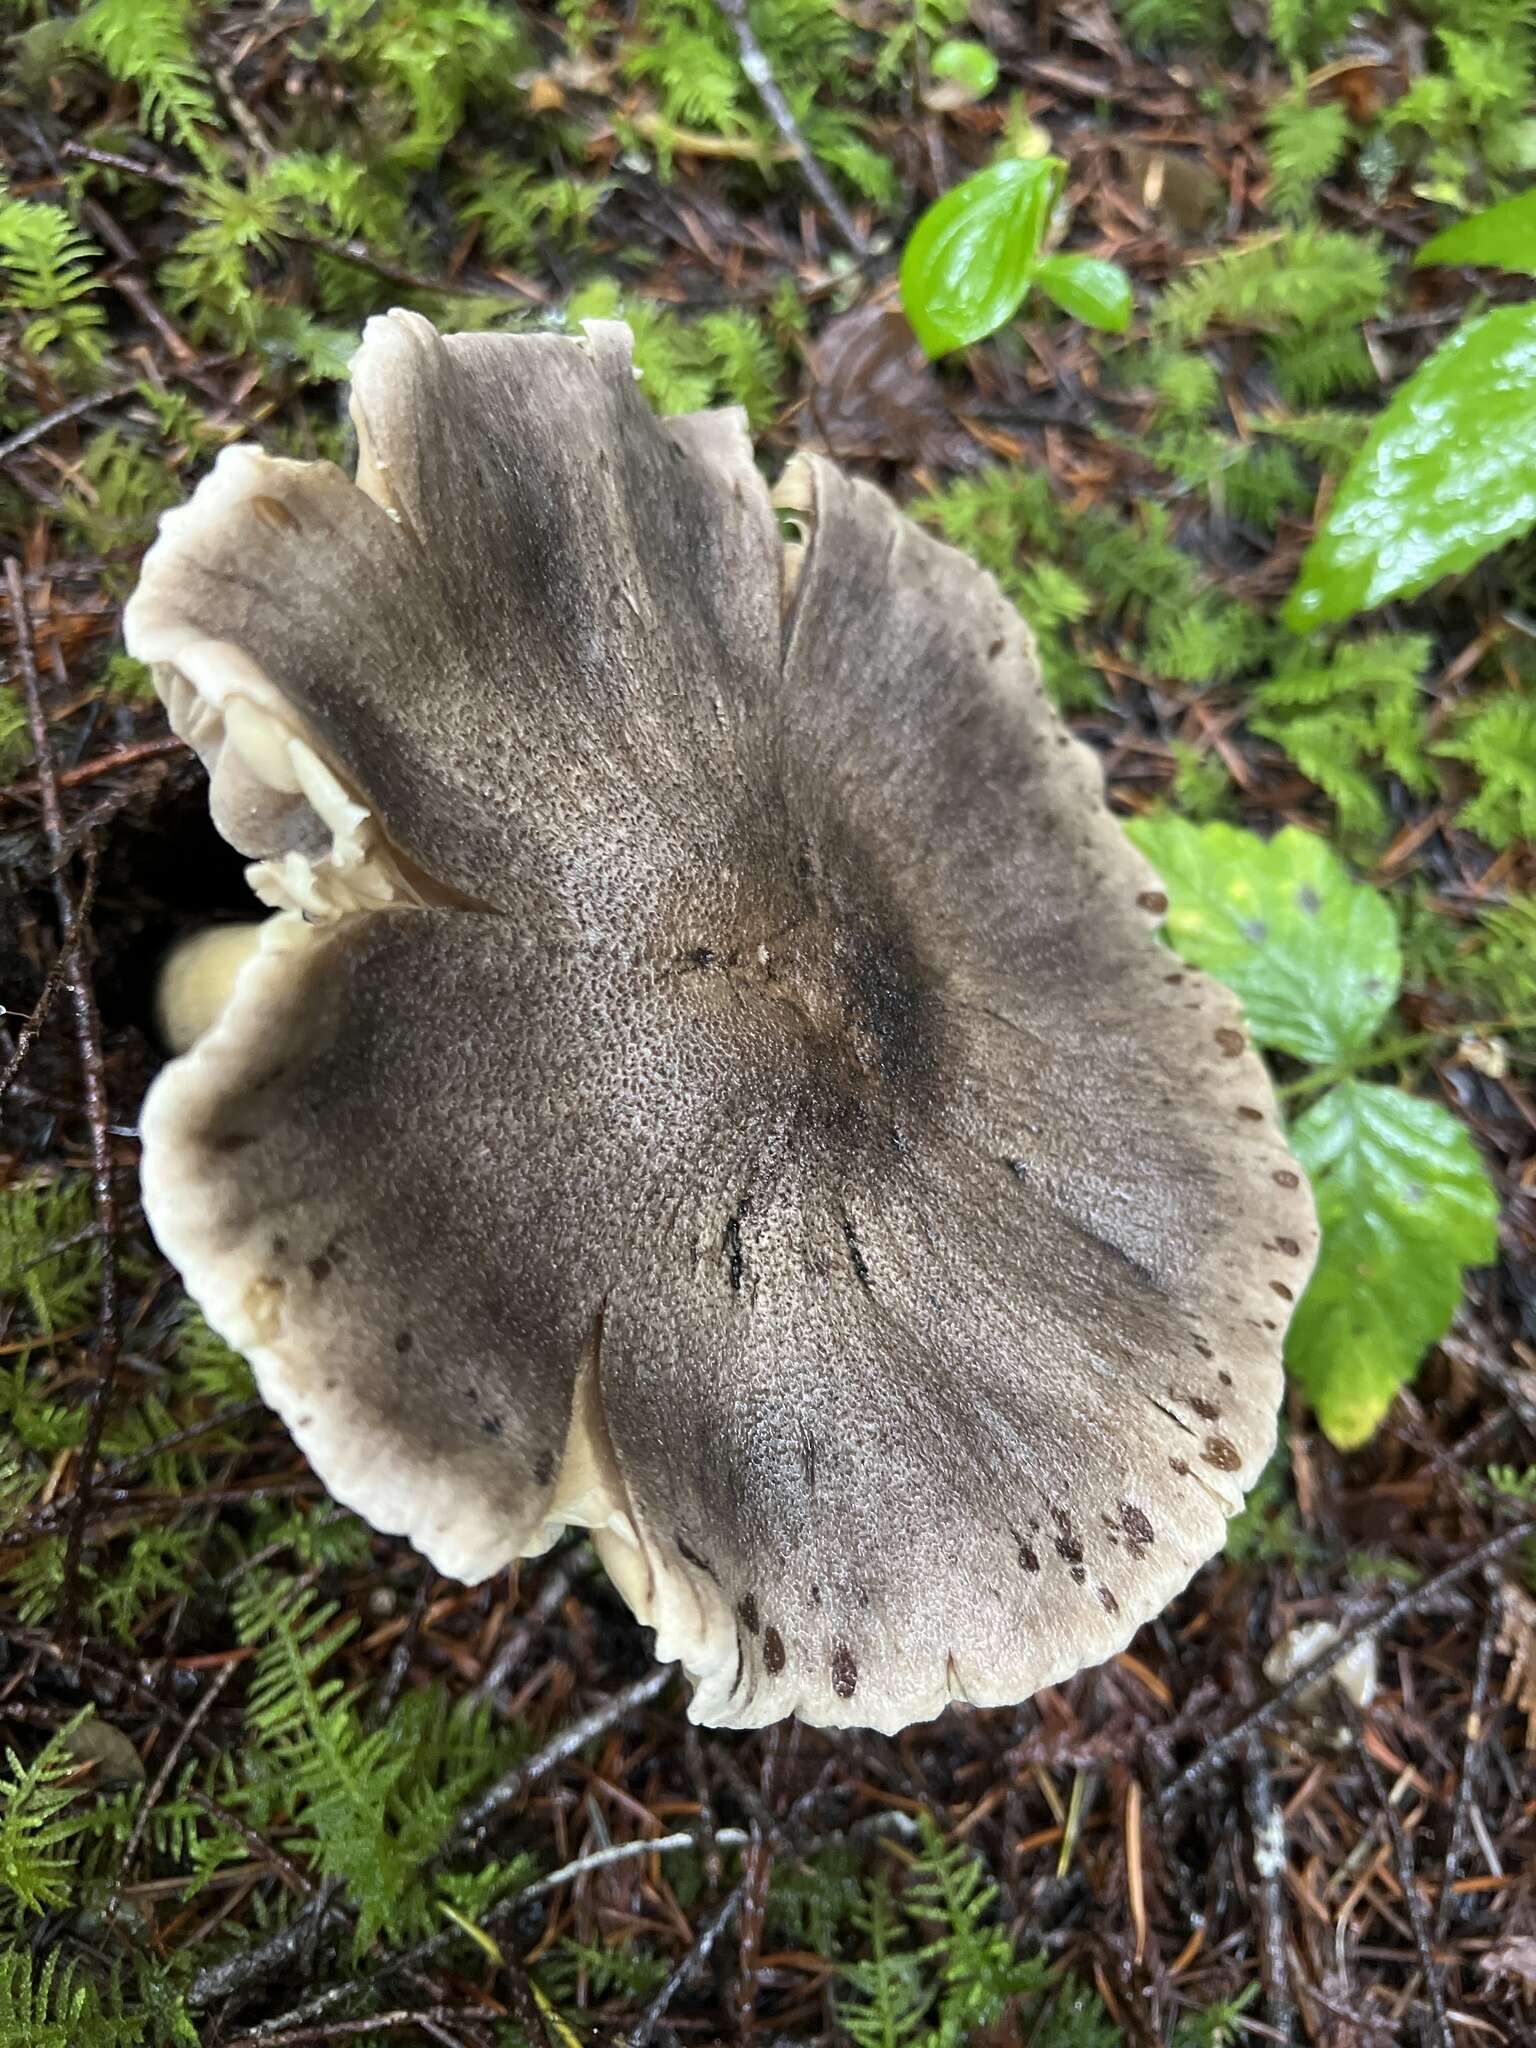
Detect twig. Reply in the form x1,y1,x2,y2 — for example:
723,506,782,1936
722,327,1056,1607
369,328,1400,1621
450,1665,674,1851
468,1548,583,1705
228,2011,496,2047
0,376,147,465
630,1875,749,2047
1339,1691,1453,2048
2,732,187,803
1242,1737,1296,2042
525,1825,750,1901
114,1659,240,1892
1159,1515,1536,1811
1434,1586,1501,1942
712,0,867,253
6,556,121,1641
0,857,95,1098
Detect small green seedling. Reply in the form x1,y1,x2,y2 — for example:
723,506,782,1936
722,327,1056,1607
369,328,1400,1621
899,155,1132,358
1128,818,1500,1449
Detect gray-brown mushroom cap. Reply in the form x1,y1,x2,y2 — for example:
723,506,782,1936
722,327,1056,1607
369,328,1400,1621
127,310,1318,1735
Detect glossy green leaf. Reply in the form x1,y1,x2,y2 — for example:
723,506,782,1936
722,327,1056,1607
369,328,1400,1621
899,157,1063,359
1286,1081,1499,1447
1416,189,1536,276
1032,253,1132,332
1124,818,1400,1064
929,39,999,100
1285,303,1536,627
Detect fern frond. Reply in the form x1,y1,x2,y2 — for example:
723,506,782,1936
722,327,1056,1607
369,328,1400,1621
0,194,106,364
1264,90,1354,219
71,0,219,163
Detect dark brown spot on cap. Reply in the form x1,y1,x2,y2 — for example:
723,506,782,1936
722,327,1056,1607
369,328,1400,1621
987,636,1004,658
1192,1339,1214,1361
1119,1502,1154,1547
1070,1563,1086,1584
1202,1435,1241,1472
1275,1236,1301,1257
1018,1543,1040,1572
763,1626,785,1675
533,1448,555,1486
1270,1280,1294,1302
394,1330,413,1354
1165,972,1185,985
211,1131,255,1154
252,494,300,533
809,1583,821,1605
832,1645,858,1698
1137,890,1168,915
1214,1027,1245,1057
1098,1584,1119,1615
306,1254,332,1285
737,1591,760,1634
1218,1370,1233,1387
1169,1457,1190,1476
1237,1106,1263,1123
1273,1168,1300,1188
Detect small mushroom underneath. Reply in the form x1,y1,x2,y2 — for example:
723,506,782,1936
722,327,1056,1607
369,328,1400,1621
128,311,1317,1735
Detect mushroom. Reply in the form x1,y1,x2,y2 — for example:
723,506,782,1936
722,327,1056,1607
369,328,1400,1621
125,311,1318,1734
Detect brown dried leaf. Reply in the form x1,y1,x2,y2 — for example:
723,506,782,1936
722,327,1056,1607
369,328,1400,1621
803,304,970,467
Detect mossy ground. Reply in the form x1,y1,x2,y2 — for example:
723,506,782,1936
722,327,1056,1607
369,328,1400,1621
2,3,1535,2043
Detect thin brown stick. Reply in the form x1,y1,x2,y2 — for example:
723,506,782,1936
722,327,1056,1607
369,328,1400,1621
1433,1585,1501,1942
0,856,95,1097
115,1658,240,1889
6,555,122,1641
713,0,867,253
1340,1691,1452,2048
3,732,187,802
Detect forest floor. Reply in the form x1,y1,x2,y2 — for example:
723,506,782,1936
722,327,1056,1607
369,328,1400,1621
3,3,1536,2044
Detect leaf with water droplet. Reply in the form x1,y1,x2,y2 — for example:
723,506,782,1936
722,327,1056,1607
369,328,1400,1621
1286,303,1536,626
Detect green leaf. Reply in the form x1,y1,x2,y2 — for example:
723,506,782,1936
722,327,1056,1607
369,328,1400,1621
1124,818,1401,1064
1287,1081,1498,1446
929,39,999,101
1032,253,1132,332
1285,303,1536,626
899,157,1063,359
1417,188,1536,276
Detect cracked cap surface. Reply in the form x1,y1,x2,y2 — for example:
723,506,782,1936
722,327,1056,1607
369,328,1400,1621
127,309,1317,1734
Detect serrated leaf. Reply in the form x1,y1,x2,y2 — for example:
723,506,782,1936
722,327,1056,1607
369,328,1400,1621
1417,189,1536,276
899,158,1063,359
1033,253,1132,332
1124,818,1401,1063
929,39,998,101
1287,1081,1499,1446
1285,303,1536,626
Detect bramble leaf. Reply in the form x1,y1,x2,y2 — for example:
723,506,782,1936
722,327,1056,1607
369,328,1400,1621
1417,188,1536,276
1124,819,1401,1063
899,158,1063,358
1285,303,1536,625
1033,253,1133,332
1287,1081,1499,1447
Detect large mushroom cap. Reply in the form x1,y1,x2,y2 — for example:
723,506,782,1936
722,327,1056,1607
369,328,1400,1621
127,311,1317,1735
